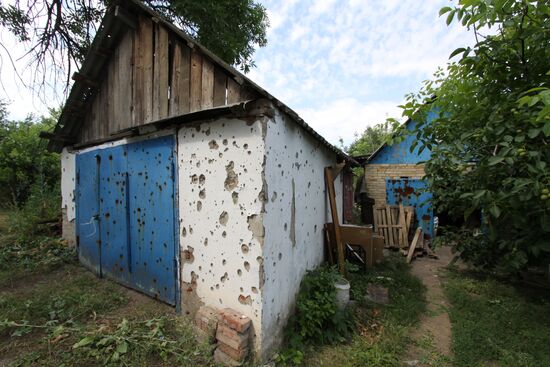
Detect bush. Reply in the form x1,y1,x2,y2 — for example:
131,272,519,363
0,109,60,207
7,181,61,239
397,1,550,272
277,266,354,365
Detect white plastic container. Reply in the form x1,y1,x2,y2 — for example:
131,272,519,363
334,278,350,310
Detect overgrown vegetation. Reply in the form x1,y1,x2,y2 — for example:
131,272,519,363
396,0,550,272
276,266,354,364
0,103,70,285
277,256,426,366
0,213,214,366
0,105,60,207
444,268,550,366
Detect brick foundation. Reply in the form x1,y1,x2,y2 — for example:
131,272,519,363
194,306,252,366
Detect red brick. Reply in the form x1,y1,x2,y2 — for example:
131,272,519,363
216,325,248,350
214,348,243,367
218,308,251,333
218,342,248,361
195,306,218,336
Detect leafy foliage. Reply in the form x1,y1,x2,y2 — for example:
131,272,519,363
277,266,354,365
345,121,397,157
0,108,60,207
152,0,269,73
298,255,427,367
0,0,268,93
399,0,550,272
70,317,213,366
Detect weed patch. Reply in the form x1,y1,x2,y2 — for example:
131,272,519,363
278,255,426,366
0,270,128,337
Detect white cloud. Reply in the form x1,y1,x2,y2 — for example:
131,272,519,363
298,98,404,146
309,0,337,16
247,0,475,145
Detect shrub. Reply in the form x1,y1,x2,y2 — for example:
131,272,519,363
277,266,354,365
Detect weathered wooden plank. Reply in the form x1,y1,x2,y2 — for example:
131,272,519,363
398,204,407,247
153,25,169,121
133,16,153,125
226,77,241,104
189,50,202,112
407,227,423,263
213,67,227,106
385,206,395,247
117,31,134,131
108,44,119,135
98,77,109,139
201,59,214,109
325,166,346,275
169,41,190,116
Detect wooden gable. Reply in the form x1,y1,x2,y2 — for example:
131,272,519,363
79,15,257,144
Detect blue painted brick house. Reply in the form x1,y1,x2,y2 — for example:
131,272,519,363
363,110,438,240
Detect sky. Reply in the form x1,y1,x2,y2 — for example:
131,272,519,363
0,0,475,147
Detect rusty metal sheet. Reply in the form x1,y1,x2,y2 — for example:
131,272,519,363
385,178,434,239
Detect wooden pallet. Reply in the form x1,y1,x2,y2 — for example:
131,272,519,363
373,204,414,248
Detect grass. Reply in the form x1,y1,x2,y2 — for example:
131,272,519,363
298,255,427,367
2,204,429,366
0,210,215,367
0,210,74,287
444,268,550,367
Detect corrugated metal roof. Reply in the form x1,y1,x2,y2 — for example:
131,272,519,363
46,0,357,165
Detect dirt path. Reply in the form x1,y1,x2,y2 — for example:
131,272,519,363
403,246,454,366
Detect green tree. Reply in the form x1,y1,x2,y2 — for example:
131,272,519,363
0,107,60,206
399,0,550,271
0,0,268,88
346,121,396,157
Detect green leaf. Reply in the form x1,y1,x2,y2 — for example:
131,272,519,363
446,10,455,25
528,96,540,107
543,122,550,137
517,95,531,107
449,47,467,59
527,128,540,138
116,341,128,354
489,204,501,218
73,337,94,349
487,156,504,166
523,87,548,94
439,6,452,16
473,190,487,199
540,90,550,105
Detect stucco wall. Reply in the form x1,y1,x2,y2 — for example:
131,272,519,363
177,117,267,355
61,148,76,245
261,110,343,358
364,163,426,206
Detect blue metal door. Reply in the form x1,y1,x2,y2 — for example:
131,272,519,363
126,136,176,304
386,178,434,239
75,136,177,305
98,145,132,286
75,152,101,275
